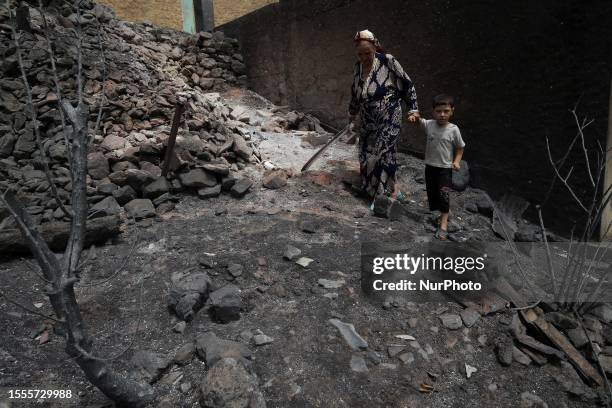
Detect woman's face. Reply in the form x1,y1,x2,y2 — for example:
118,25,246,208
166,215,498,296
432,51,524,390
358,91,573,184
355,41,375,65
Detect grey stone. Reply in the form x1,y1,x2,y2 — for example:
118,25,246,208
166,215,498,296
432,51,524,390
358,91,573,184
232,134,252,160
253,334,274,346
108,171,128,186
263,170,287,189
544,312,578,330
195,332,251,367
495,335,514,366
520,392,548,408
460,308,480,328
13,130,36,159
173,321,187,334
201,163,230,175
178,168,217,188
565,327,589,348
173,342,195,365
439,313,463,330
125,169,157,192
221,174,237,191
227,263,243,278
87,151,110,179
101,134,126,151
298,219,316,233
199,357,265,408
230,178,252,198
328,319,368,350
350,355,368,373
554,361,598,401
89,196,121,218
317,279,345,289
283,245,301,261
0,130,17,157
131,350,170,383
197,184,221,198
209,284,241,323
97,181,118,195
112,185,137,205
124,199,155,219
398,352,414,364
590,304,612,323
142,177,170,199
387,345,405,357
168,272,211,321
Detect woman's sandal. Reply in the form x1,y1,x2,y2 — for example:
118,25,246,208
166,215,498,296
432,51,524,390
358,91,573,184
395,191,409,203
434,227,448,240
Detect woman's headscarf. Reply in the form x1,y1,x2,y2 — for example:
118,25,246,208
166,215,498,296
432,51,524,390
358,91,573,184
354,29,384,53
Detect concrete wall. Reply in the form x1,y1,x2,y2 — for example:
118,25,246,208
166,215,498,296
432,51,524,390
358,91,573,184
219,0,612,235
214,0,278,27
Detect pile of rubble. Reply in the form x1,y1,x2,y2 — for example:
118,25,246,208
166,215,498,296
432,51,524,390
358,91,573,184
0,1,279,226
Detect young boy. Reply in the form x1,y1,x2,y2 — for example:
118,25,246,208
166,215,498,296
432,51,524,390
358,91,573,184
414,94,465,240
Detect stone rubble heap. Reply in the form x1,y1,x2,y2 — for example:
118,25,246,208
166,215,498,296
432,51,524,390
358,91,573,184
0,1,322,226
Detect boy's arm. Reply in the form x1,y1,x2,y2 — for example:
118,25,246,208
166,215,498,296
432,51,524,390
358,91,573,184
452,148,464,170
451,128,466,170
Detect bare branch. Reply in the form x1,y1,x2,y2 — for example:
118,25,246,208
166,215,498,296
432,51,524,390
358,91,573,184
93,16,107,135
78,227,139,287
570,108,595,188
536,205,557,295
0,290,64,323
38,0,72,166
7,3,72,218
545,136,589,212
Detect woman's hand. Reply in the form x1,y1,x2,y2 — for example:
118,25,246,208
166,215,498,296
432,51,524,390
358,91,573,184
407,111,420,123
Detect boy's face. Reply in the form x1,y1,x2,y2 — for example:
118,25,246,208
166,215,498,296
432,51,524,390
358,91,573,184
432,104,454,125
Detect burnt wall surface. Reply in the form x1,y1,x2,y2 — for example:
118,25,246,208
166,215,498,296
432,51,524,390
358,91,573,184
219,0,612,234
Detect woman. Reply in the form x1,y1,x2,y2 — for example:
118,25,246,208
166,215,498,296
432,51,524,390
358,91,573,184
349,29,420,204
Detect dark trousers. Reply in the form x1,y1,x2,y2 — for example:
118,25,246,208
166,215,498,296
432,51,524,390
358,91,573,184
425,165,452,213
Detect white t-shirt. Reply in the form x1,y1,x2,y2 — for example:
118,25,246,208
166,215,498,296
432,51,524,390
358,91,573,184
420,118,465,168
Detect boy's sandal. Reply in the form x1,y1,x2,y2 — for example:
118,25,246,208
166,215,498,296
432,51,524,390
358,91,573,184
434,227,448,240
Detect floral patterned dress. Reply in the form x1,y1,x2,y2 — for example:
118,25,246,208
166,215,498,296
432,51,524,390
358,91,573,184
349,53,418,198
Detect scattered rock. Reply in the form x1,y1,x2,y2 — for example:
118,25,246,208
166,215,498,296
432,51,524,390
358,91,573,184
230,178,252,198
198,184,222,198
174,342,195,365
209,284,241,323
263,170,288,189
317,279,345,289
460,308,480,328
439,313,462,330
328,319,368,350
199,357,265,408
195,332,251,367
464,363,477,378
87,151,110,179
168,272,211,321
519,392,548,408
179,168,217,188
124,198,156,219
89,196,121,218
173,321,187,334
253,334,274,346
350,355,368,373
295,257,314,268
131,350,170,383
142,177,170,199
283,245,301,261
